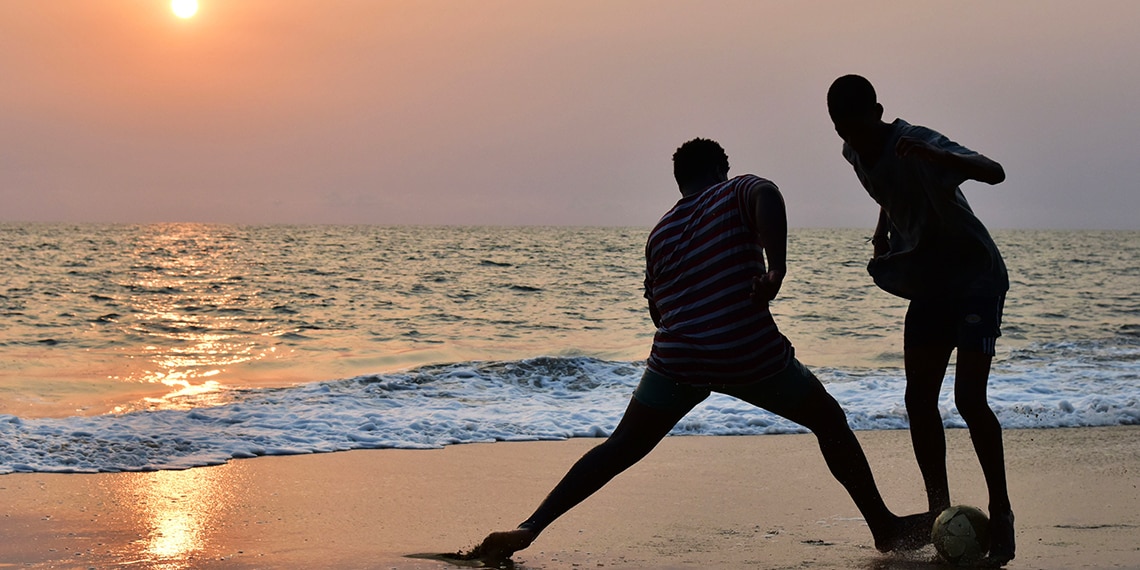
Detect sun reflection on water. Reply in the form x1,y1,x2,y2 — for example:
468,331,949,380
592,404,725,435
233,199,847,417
115,223,284,411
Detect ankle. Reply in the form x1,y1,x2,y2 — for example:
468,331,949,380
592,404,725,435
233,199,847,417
928,492,950,513
988,502,1013,517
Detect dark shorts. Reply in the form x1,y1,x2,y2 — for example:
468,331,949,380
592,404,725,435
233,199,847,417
904,295,1005,356
632,358,817,413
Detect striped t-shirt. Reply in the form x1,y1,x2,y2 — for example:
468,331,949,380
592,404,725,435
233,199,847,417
644,174,793,384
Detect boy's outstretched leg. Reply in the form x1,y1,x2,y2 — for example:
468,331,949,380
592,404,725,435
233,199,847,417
472,396,691,563
763,372,934,552
955,350,1015,565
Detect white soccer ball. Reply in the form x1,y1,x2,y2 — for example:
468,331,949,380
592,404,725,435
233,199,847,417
931,505,990,566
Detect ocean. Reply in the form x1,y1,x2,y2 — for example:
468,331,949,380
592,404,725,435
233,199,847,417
1,224,1137,473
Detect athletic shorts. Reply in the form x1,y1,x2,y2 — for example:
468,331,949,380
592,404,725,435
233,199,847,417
904,295,1005,356
632,358,816,413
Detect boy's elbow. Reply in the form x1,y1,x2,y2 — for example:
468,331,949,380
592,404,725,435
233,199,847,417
988,165,1006,185
978,157,1005,185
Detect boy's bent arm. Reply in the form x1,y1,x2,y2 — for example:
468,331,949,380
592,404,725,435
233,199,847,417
748,181,787,275
745,180,787,303
896,136,1006,185
945,151,1005,185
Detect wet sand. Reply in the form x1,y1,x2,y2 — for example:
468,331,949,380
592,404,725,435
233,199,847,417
1,426,1137,569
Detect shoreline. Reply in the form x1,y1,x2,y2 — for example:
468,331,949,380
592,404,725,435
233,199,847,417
2,426,1138,569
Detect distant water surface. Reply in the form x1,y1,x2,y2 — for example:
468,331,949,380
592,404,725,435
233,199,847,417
1,224,653,415
1,224,1136,472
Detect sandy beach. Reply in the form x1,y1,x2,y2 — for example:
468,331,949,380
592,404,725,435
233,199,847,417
2,426,1137,569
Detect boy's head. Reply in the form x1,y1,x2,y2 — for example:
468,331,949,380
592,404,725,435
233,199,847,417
827,74,885,147
673,138,729,193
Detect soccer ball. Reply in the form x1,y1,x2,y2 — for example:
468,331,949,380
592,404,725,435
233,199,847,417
931,505,990,565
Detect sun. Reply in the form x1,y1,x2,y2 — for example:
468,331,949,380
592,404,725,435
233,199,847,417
171,0,198,19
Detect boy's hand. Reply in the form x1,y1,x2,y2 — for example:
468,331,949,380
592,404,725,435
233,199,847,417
751,270,785,304
871,235,890,258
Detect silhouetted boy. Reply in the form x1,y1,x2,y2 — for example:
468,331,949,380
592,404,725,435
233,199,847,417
827,74,1014,565
470,138,932,564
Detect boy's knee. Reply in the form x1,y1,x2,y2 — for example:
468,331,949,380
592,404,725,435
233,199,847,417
955,397,993,423
904,390,939,413
786,390,848,434
812,399,855,434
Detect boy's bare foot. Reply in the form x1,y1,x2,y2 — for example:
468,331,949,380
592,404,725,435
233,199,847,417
985,509,1015,566
873,512,936,553
467,527,538,564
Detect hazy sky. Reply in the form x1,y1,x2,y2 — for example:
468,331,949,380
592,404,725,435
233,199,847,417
2,1,1138,229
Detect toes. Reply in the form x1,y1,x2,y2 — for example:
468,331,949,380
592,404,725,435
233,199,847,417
471,529,536,562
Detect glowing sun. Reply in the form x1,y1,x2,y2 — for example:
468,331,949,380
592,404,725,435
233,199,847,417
171,0,198,19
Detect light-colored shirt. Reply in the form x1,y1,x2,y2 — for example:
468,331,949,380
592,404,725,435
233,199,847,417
843,119,1009,299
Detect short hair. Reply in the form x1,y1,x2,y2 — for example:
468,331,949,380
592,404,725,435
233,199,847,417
673,138,729,186
827,74,878,121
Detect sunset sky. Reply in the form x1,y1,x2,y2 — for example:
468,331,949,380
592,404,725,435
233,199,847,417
2,1,1137,229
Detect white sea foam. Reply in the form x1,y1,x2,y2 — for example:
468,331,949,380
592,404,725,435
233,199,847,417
2,340,1137,474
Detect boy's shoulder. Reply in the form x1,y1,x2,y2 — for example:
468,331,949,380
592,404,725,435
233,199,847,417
728,173,776,191
894,119,959,146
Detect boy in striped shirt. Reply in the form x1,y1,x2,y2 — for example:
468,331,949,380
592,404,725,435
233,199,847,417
472,138,931,563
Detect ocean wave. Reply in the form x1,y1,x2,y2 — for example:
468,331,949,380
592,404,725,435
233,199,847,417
2,346,1138,474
